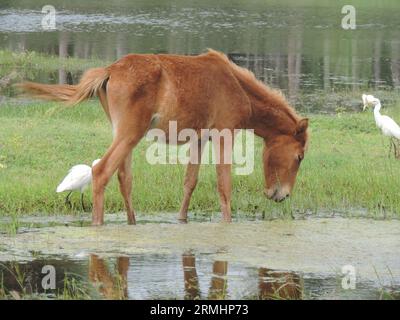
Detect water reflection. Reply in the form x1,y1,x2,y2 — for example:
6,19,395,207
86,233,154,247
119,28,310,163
0,253,398,299
208,260,228,300
88,254,128,300
182,253,299,300
258,268,302,300
182,253,230,300
182,253,200,299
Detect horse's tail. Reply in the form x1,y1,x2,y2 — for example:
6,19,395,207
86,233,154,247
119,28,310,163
18,67,109,106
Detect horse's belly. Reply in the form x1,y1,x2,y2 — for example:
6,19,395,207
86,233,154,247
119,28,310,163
149,111,208,145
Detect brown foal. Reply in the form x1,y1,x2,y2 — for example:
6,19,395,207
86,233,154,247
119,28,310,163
20,49,309,225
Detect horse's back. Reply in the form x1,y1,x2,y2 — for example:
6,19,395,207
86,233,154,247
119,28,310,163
106,52,251,133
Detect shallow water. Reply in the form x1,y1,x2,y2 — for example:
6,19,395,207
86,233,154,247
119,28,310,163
1,252,397,300
0,215,399,299
1,0,400,112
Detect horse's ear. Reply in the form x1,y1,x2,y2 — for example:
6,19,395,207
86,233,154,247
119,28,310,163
296,118,309,136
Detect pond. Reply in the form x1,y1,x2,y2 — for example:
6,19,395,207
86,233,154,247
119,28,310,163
0,214,399,299
1,0,400,112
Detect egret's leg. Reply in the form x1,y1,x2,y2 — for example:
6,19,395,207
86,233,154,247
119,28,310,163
65,191,72,208
391,138,399,159
81,193,87,212
389,138,395,158
395,140,400,159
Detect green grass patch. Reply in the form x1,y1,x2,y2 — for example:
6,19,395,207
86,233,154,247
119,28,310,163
0,50,112,98
1,100,400,219
0,50,109,73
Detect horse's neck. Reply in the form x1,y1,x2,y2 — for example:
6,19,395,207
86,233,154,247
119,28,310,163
246,93,298,139
226,59,299,138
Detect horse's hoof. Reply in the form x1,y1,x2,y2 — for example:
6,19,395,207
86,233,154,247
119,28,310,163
178,218,188,224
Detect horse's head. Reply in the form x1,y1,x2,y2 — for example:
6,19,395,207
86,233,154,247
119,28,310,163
263,118,309,202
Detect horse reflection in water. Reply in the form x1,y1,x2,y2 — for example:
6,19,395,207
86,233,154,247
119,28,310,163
182,253,302,300
87,253,303,300
182,253,228,300
88,254,129,299
182,253,200,299
208,260,229,299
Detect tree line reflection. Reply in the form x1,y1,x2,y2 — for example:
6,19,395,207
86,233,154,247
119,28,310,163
4,29,400,96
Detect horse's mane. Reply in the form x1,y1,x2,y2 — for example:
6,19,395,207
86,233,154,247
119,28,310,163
206,49,301,128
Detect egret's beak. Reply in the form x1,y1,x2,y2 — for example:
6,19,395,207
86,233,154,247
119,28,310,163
361,94,371,111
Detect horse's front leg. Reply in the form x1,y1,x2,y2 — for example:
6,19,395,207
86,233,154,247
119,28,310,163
178,137,208,223
178,162,201,223
215,163,232,222
213,132,233,222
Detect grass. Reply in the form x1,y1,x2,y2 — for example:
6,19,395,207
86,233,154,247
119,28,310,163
0,50,111,98
0,262,93,300
0,50,109,74
1,49,400,220
1,99,400,219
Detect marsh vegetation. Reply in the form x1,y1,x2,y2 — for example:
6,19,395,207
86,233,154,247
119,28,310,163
2,97,400,220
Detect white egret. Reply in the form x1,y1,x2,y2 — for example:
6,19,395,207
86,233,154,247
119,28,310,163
362,94,400,158
56,159,101,210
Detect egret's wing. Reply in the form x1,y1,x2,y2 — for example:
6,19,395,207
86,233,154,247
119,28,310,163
56,165,92,192
67,164,88,173
381,116,400,139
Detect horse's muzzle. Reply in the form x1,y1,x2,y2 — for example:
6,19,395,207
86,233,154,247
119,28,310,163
264,187,290,202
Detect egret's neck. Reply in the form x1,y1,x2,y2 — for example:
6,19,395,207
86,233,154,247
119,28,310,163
373,102,382,126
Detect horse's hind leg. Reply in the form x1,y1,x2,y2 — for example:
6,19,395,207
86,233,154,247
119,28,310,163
92,108,153,226
92,138,135,225
99,82,135,224
178,137,208,223
118,152,135,224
